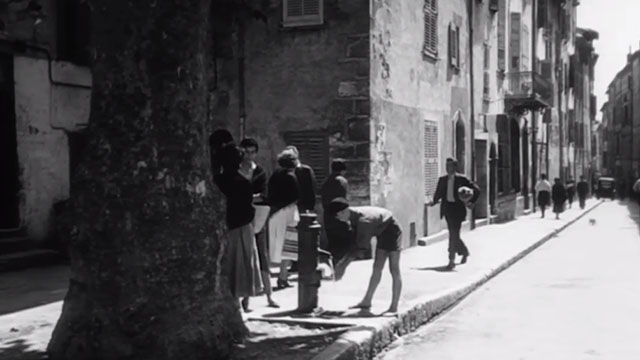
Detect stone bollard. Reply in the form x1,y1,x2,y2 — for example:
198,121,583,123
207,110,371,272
297,212,323,313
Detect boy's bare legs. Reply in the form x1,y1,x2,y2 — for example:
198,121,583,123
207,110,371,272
384,251,402,314
351,249,388,309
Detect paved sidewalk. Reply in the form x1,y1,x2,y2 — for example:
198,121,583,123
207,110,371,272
0,199,602,359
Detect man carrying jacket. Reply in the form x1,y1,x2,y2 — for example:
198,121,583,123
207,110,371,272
429,158,480,270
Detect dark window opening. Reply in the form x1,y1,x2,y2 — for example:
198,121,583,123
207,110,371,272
283,130,329,192
57,0,91,66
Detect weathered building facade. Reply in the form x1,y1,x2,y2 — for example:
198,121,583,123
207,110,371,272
211,0,590,247
601,49,640,182
0,0,91,243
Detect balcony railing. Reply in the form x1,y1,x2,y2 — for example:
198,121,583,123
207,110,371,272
505,71,552,100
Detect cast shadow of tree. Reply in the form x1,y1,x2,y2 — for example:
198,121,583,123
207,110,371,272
626,200,640,234
0,339,47,360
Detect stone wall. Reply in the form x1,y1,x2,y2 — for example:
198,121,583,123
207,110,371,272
217,0,371,205
370,0,470,245
14,56,91,242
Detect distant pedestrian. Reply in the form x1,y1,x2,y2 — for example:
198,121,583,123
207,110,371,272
239,138,279,309
576,175,590,210
429,158,480,270
633,177,640,206
285,146,317,273
329,198,403,315
320,159,350,260
535,174,552,218
565,177,575,209
267,150,300,289
552,178,567,220
211,143,263,308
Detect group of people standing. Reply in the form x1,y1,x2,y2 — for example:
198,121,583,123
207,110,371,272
535,174,590,219
210,130,485,315
210,130,317,312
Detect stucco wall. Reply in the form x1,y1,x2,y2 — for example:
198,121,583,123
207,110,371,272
14,56,91,241
370,0,470,244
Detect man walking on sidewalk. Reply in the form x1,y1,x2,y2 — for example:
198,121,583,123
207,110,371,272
577,175,590,210
329,198,403,315
429,158,480,270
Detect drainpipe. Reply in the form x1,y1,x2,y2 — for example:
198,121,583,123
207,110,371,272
530,0,537,212
237,15,247,139
467,0,476,230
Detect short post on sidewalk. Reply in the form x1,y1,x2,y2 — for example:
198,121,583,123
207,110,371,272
297,212,323,313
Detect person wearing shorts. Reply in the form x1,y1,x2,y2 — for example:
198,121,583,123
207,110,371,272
329,198,402,315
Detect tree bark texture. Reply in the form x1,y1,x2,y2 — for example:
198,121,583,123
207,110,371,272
47,1,245,359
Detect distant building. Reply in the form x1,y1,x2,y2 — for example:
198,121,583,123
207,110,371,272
601,49,640,181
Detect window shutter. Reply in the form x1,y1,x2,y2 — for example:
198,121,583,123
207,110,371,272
283,0,323,27
423,0,438,57
448,24,454,66
303,0,320,16
537,0,547,28
423,120,439,198
497,0,506,70
483,71,490,97
283,131,330,191
509,13,522,71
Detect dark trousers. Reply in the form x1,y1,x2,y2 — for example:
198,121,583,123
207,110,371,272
578,195,586,209
444,213,469,261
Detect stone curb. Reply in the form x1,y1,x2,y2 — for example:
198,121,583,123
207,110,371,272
311,200,604,360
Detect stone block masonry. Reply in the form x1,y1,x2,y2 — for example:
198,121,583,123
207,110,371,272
332,32,371,206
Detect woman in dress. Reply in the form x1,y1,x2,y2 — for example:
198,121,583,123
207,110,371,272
212,142,263,311
551,177,568,220
267,150,300,289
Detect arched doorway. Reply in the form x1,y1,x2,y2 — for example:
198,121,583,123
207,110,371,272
455,115,466,172
489,142,497,215
510,118,521,192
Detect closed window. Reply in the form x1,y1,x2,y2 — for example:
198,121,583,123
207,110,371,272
424,120,439,199
282,0,324,28
283,130,329,191
423,0,438,58
448,23,460,69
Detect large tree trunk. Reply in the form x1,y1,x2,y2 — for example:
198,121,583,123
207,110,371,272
47,1,245,359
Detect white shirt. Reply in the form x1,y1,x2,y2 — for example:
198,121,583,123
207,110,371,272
447,175,455,202
535,180,552,193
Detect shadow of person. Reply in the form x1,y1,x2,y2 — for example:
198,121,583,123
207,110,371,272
412,265,455,272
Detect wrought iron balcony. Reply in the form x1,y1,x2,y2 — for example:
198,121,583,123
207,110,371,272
504,71,553,114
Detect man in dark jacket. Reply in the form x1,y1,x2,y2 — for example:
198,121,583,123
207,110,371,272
321,160,350,260
286,146,317,213
576,175,590,210
285,146,317,273
429,158,480,270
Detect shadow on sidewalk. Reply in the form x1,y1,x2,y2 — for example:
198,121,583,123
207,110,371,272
412,265,455,272
0,266,69,316
0,339,47,360
625,199,640,234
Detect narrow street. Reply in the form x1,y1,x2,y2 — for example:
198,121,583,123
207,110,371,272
377,200,640,360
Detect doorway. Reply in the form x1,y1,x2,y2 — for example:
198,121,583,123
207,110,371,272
0,54,19,229
489,142,497,215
